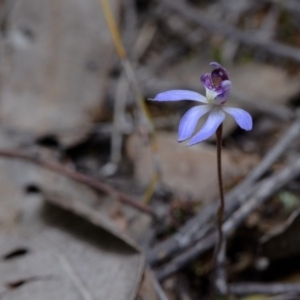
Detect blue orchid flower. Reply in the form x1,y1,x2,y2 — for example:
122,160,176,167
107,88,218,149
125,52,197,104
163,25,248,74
150,62,253,146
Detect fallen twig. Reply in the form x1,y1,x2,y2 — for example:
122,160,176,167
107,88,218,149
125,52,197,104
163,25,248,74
229,282,300,296
156,156,300,280
0,149,156,217
150,269,169,300
214,238,228,296
156,234,216,281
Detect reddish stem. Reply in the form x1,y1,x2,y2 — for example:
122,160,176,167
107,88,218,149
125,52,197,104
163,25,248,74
215,123,225,258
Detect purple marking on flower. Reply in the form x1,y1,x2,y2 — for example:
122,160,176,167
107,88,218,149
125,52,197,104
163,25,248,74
201,63,232,104
149,62,253,145
200,73,213,89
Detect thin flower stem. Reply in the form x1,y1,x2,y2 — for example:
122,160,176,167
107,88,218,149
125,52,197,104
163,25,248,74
216,123,225,256
214,123,228,296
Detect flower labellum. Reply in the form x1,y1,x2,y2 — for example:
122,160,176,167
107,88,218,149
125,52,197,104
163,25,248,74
150,62,252,146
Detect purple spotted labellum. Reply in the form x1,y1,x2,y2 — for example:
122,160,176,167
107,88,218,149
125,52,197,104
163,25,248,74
150,62,252,146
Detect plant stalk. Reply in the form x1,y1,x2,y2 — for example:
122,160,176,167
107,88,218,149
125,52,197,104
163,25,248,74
216,123,225,256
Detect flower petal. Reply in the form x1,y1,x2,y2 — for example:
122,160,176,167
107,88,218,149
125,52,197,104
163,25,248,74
223,107,252,130
214,80,232,104
151,90,207,103
188,108,225,146
210,62,222,68
211,63,229,80
200,73,232,104
221,80,232,95
178,105,210,142
201,73,220,101
200,73,212,89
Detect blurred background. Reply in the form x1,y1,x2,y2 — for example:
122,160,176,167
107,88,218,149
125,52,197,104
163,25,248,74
1,0,300,299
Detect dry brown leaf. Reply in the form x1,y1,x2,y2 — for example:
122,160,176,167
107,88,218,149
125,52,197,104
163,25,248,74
0,0,120,145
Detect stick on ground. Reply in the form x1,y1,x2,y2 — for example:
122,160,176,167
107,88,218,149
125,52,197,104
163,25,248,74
229,282,300,296
0,149,156,217
156,156,300,280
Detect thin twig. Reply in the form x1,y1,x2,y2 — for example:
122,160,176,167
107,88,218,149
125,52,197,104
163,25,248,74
156,156,300,280
214,239,227,296
150,268,169,300
0,149,156,217
156,234,216,281
229,282,300,296
100,75,133,176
